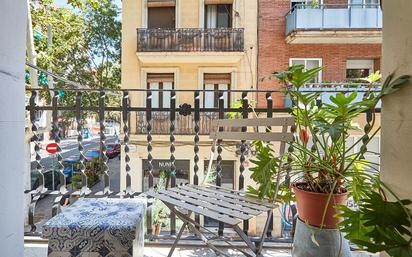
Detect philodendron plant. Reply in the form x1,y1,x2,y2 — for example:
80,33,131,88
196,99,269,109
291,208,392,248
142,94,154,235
247,65,412,256
277,65,412,256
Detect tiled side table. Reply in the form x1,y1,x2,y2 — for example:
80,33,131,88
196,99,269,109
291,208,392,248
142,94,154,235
42,198,146,257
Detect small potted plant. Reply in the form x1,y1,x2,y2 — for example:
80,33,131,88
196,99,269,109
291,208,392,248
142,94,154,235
151,170,170,237
152,198,169,236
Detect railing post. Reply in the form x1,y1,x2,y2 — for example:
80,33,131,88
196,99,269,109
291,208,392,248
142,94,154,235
146,90,154,237
99,91,110,195
123,91,132,196
266,92,274,238
240,92,249,235
194,91,200,227
28,90,45,232
170,90,177,235
217,91,224,236
51,90,67,217
76,91,90,196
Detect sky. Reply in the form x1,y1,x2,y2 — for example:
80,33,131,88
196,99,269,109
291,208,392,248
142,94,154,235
54,0,122,12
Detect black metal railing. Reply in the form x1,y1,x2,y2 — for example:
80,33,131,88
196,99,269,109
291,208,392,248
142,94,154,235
25,86,379,242
137,28,245,52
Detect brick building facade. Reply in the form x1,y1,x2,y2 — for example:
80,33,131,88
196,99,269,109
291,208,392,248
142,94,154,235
258,0,382,107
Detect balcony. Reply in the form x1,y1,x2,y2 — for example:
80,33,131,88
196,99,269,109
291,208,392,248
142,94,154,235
22,86,384,257
137,28,244,52
136,28,245,64
285,4,382,44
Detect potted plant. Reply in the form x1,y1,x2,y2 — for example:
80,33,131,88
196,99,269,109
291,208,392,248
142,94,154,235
152,198,169,236
247,65,412,256
274,65,411,254
152,170,170,237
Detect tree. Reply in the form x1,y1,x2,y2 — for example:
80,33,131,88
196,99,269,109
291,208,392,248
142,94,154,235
28,0,121,136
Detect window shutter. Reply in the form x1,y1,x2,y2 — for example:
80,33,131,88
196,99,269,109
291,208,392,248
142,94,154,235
147,73,175,83
204,73,231,84
204,0,233,4
147,0,176,7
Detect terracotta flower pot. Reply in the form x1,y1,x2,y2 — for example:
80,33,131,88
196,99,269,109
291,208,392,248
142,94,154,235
153,224,162,236
292,183,348,228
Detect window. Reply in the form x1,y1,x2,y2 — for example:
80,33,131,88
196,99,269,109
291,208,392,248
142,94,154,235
289,58,322,83
147,73,174,108
142,159,190,192
147,0,176,29
203,73,231,108
291,0,323,9
349,0,380,7
346,59,374,81
205,4,232,28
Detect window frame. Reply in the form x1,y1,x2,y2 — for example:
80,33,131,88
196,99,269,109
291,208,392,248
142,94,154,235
142,0,180,28
146,80,175,109
289,58,323,83
202,83,231,109
204,4,233,29
346,59,375,81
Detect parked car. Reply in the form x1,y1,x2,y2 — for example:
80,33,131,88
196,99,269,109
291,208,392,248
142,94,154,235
31,169,62,191
62,159,80,184
106,143,120,159
84,148,100,162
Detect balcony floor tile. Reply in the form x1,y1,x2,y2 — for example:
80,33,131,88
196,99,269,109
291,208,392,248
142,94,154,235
25,244,378,257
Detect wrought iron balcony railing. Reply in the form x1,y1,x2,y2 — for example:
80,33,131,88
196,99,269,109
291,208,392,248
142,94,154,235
137,28,245,52
25,86,379,242
286,3,382,35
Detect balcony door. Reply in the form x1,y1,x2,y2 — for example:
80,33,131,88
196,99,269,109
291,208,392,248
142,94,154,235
204,1,233,28
203,73,231,109
147,73,174,108
147,0,176,29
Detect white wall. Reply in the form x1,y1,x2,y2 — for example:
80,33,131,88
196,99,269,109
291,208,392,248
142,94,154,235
381,1,412,256
0,1,28,257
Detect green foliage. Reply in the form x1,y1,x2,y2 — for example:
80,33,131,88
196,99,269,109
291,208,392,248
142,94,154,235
247,141,280,200
272,65,412,257
152,170,171,226
337,192,412,256
29,0,121,131
274,65,410,194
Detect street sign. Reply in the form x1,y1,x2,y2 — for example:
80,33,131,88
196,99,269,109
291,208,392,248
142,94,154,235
46,143,59,154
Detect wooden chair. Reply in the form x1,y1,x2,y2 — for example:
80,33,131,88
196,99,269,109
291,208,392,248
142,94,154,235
146,116,295,257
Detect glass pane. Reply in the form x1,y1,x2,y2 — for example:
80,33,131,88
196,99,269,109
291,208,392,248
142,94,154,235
291,59,305,66
205,5,217,28
306,60,320,70
219,84,229,108
350,0,363,7
149,82,159,108
306,60,321,83
162,82,173,108
217,4,231,28
204,84,215,108
142,159,190,192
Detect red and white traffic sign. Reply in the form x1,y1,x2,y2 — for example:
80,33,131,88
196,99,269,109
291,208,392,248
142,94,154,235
46,143,59,154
